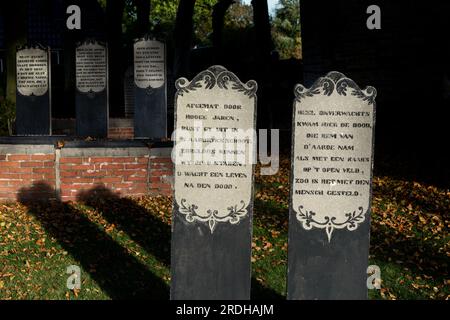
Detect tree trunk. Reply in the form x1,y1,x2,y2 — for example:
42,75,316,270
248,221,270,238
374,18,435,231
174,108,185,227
4,0,28,104
173,0,196,79
107,0,126,117
251,0,273,63
251,0,274,129
212,0,235,64
135,0,151,36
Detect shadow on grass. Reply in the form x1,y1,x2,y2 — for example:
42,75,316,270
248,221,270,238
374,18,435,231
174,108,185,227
17,182,169,299
251,278,285,300
76,186,171,266
370,179,449,280
77,185,284,300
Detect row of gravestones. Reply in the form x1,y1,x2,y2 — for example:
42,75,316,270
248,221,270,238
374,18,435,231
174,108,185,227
15,38,376,299
170,65,376,300
15,36,166,138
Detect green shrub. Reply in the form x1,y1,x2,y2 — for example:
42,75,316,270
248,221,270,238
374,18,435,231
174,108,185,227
0,97,15,136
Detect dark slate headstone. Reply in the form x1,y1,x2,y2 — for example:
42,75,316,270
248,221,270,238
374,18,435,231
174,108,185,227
171,65,258,300
75,39,108,138
133,36,167,139
123,66,135,119
15,44,51,135
287,71,377,300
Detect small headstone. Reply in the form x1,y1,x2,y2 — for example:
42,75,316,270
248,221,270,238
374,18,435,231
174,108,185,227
171,65,257,300
75,39,108,138
123,66,135,118
287,71,377,299
133,36,167,139
15,44,51,135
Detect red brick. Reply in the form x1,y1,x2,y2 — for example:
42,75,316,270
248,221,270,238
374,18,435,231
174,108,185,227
43,173,56,180
130,186,149,193
60,178,94,184
8,180,27,186
0,192,14,199
152,158,172,163
44,161,55,168
7,155,30,161
0,174,21,179
150,170,172,177
8,167,33,173
124,164,147,170
137,158,149,164
0,161,20,167
21,161,44,168
0,186,15,192
98,164,124,170
112,183,133,189
60,171,79,177
0,155,6,161
81,171,103,177
33,168,54,174
69,164,95,171
106,170,133,177
109,157,136,163
90,157,114,163
30,154,55,161
60,164,80,170
60,157,83,164
96,177,122,183
126,176,147,182
20,174,46,180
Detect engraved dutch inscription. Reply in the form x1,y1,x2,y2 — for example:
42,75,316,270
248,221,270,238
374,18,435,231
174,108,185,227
16,46,49,97
291,71,376,241
76,41,107,93
174,66,257,233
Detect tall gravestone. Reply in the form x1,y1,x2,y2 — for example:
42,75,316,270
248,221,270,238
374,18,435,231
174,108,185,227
287,71,376,299
171,66,257,300
16,44,51,135
75,39,108,138
133,36,167,139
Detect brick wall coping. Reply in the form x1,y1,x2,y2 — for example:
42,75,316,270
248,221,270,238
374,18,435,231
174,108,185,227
0,137,172,150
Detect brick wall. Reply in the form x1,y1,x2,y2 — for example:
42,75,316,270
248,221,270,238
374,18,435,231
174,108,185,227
0,145,56,202
108,127,134,140
52,118,135,139
0,141,173,203
148,149,174,196
59,155,149,202
108,118,134,140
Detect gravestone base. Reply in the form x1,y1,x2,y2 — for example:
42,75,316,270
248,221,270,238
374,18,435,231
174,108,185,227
171,214,252,300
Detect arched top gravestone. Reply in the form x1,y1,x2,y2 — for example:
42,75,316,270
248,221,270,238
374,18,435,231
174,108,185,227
15,43,51,135
288,71,377,300
133,35,167,139
173,65,257,233
74,39,108,138
171,65,257,300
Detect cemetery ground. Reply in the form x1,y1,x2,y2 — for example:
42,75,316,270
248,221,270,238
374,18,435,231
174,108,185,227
0,156,448,300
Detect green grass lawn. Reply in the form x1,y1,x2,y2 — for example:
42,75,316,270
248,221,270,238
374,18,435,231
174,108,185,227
0,159,448,300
